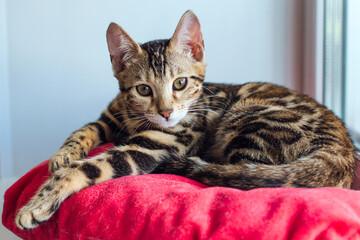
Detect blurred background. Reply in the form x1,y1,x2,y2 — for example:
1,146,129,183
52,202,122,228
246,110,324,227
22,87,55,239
0,0,359,179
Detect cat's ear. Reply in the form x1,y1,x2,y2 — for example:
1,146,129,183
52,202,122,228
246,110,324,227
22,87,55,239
169,10,204,61
106,23,141,73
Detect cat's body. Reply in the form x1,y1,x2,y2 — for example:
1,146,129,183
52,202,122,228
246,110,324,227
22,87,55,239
16,11,358,230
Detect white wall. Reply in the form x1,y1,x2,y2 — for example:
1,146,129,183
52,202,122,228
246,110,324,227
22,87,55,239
0,0,13,178
3,0,305,177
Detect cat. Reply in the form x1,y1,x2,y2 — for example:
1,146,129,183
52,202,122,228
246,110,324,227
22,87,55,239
16,10,358,230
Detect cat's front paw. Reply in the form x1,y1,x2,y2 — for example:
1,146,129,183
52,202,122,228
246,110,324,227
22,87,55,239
16,208,40,230
15,203,54,230
49,151,73,172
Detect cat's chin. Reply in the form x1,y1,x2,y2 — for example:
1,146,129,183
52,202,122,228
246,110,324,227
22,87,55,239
146,110,187,129
157,121,180,129
149,118,181,129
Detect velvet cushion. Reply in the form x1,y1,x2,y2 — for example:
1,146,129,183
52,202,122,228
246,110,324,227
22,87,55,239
3,144,360,239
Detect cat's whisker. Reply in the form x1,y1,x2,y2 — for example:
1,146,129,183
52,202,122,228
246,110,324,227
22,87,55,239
187,112,216,126
118,117,147,132
109,98,124,108
193,104,236,118
145,121,152,131
116,119,140,139
141,119,152,132
196,95,227,102
191,111,219,121
201,86,229,100
188,107,223,117
208,107,236,118
131,119,149,136
191,101,228,107
203,85,215,95
202,85,215,95
120,116,147,122
189,109,221,117
113,110,135,117
118,117,148,136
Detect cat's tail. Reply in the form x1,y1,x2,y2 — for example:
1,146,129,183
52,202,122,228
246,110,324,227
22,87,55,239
151,153,356,189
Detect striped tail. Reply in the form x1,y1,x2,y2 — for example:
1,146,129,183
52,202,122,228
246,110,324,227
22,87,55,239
151,153,356,190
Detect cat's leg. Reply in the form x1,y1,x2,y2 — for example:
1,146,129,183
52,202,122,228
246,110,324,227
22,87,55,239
16,144,168,230
49,121,110,172
49,96,127,172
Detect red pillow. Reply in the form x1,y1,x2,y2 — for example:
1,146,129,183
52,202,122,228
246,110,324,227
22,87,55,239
3,144,360,239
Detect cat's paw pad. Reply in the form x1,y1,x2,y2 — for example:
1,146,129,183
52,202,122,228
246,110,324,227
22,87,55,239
15,206,50,230
49,152,73,172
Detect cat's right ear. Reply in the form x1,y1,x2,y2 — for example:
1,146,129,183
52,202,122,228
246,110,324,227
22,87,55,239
106,23,141,74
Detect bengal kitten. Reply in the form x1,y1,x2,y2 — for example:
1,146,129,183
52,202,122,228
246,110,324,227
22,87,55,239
16,11,358,230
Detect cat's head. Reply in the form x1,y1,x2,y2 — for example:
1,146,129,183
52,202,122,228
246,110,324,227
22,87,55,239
106,11,206,128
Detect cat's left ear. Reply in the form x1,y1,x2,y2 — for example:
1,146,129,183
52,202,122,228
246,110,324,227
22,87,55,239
169,10,204,62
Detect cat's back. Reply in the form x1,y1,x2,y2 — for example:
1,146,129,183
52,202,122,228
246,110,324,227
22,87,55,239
206,82,356,174
233,82,353,149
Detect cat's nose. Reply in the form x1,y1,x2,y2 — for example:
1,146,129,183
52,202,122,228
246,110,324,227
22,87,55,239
158,108,173,120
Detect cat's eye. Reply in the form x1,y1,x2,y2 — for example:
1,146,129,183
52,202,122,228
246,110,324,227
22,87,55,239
173,78,187,91
136,84,152,96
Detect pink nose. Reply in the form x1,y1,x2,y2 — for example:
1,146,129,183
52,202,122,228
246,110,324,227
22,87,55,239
158,109,173,120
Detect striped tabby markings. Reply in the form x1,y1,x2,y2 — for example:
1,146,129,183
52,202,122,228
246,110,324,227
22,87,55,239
92,121,113,143
114,145,165,164
116,107,148,134
229,152,273,165
108,101,127,126
224,135,263,157
236,83,266,98
224,106,268,127
194,94,227,125
130,130,185,153
141,40,169,77
85,122,107,143
262,110,301,123
176,121,203,148
99,110,122,133
265,126,302,145
109,150,140,175
288,105,316,115
126,150,158,173
149,126,194,147
190,76,204,83
249,89,292,99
